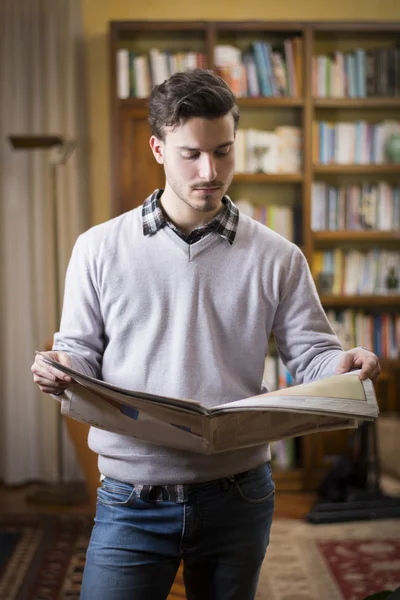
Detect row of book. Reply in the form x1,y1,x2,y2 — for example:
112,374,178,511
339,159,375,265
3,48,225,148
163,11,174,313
116,48,206,98
313,120,400,165
263,355,296,470
234,126,302,174
234,199,299,243
116,43,400,100
312,46,400,98
311,182,400,231
313,249,400,296
116,39,302,100
214,38,302,98
325,310,400,359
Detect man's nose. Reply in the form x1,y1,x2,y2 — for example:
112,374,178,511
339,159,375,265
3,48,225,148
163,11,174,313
198,154,217,181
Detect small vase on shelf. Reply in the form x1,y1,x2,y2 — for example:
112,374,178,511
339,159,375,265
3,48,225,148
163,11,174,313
385,134,400,164
385,267,399,295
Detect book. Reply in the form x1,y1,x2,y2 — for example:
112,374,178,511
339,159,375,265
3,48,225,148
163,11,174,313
38,354,379,456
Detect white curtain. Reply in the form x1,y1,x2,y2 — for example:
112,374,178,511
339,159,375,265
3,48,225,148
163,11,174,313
0,0,90,483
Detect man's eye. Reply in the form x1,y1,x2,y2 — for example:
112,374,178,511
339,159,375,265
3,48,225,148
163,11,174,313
182,153,199,160
215,150,230,157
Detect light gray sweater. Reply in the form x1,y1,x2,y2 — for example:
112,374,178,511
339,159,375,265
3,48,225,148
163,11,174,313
53,205,344,484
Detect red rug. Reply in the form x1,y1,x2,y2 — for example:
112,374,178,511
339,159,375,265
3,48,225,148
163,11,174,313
257,519,400,600
318,538,400,599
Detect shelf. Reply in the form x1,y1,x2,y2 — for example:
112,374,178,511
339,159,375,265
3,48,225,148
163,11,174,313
313,231,400,243
234,173,303,183
313,98,400,109
215,21,305,32
119,98,148,109
236,97,304,108
314,164,400,175
312,21,400,32
380,359,400,370
119,97,304,109
320,295,400,307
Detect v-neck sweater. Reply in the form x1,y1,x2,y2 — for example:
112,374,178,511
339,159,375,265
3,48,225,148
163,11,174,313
53,205,344,484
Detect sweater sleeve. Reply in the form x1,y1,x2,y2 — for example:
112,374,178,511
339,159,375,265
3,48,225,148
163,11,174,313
53,233,104,378
272,245,344,384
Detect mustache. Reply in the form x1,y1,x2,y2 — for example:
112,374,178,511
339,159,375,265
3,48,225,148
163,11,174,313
191,182,224,189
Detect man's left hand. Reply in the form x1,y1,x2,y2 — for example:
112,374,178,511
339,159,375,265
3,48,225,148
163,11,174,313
335,347,381,382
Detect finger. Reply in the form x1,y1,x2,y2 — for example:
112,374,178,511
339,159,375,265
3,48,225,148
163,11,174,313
33,374,68,391
370,365,382,383
36,355,69,378
335,352,355,374
31,364,57,382
57,353,73,369
359,356,379,380
34,358,72,383
39,385,66,394
35,383,68,395
32,362,65,383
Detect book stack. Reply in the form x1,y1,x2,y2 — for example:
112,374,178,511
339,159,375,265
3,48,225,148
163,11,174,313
117,48,206,98
313,119,400,164
313,249,400,296
325,310,400,359
214,38,302,97
311,182,400,231
313,45,400,98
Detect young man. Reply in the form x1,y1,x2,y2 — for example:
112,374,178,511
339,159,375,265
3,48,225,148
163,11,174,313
31,69,380,600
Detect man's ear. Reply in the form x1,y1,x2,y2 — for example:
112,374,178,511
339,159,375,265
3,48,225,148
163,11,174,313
149,136,164,164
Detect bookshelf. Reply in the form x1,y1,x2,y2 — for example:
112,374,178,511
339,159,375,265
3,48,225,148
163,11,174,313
109,21,400,491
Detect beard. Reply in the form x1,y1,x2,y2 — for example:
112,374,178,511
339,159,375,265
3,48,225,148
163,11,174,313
163,161,234,214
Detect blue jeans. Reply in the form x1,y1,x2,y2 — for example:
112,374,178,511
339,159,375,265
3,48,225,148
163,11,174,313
80,462,275,600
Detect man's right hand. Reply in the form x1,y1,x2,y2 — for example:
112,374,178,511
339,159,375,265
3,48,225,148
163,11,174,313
31,351,73,395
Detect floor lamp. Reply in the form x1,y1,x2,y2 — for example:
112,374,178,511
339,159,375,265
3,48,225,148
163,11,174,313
8,134,86,504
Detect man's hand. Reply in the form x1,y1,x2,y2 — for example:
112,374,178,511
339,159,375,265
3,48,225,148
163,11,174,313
31,351,73,394
335,347,381,382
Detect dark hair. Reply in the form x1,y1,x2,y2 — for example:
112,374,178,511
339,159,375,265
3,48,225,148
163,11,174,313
148,68,240,140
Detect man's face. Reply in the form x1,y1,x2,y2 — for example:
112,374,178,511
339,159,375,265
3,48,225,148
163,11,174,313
150,113,236,215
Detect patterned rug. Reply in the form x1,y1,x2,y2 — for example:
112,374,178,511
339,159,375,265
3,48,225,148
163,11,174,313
0,515,92,600
257,519,400,600
1,515,400,599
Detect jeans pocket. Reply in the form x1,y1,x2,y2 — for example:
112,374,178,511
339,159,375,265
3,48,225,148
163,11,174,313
97,477,136,507
234,463,275,504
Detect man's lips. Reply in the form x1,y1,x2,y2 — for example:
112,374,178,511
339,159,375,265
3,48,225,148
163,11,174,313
192,186,222,191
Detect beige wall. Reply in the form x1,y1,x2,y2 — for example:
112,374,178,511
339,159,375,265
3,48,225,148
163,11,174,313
82,0,400,225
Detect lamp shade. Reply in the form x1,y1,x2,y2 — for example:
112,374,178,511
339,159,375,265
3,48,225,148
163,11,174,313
8,135,64,150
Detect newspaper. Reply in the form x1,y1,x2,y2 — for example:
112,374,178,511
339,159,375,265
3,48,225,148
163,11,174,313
38,354,379,455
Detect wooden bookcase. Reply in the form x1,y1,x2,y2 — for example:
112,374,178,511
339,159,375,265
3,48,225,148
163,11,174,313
109,21,400,491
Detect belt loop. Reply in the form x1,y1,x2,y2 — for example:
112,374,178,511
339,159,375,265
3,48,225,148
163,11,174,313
220,476,234,490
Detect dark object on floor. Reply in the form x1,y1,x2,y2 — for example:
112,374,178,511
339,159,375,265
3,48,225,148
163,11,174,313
0,515,92,599
305,421,400,524
363,587,400,599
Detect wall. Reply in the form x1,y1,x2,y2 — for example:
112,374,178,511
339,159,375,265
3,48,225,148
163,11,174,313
82,0,400,226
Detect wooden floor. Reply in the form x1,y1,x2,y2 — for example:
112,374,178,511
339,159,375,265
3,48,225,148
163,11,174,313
0,483,315,600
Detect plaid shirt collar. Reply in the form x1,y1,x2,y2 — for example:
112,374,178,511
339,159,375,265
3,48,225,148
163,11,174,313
142,189,239,245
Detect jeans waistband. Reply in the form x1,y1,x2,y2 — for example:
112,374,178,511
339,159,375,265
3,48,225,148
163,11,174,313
106,463,267,504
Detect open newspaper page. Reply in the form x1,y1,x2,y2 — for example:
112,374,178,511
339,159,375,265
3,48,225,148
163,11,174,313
38,353,378,455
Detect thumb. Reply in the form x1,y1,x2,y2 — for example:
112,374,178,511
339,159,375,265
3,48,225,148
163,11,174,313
55,352,73,369
42,350,72,368
335,351,355,375
36,351,72,383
